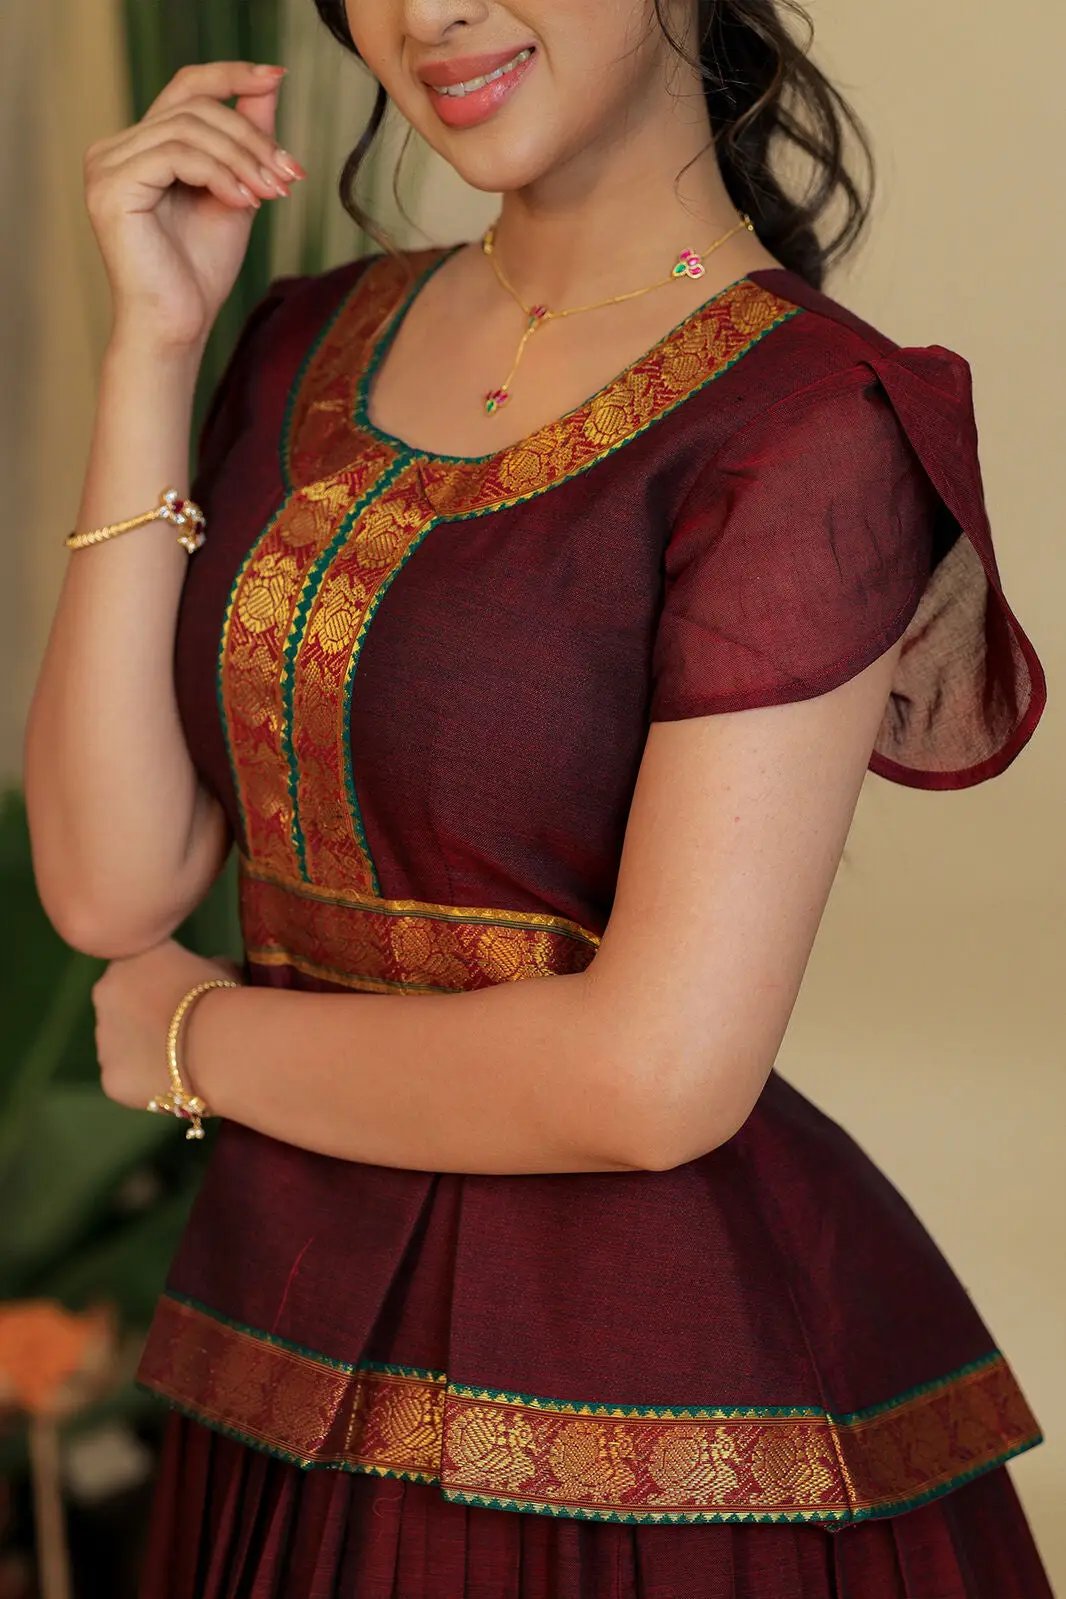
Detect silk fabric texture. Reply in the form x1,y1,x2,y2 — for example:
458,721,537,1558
136,248,1050,1596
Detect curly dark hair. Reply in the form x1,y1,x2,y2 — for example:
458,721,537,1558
311,0,874,287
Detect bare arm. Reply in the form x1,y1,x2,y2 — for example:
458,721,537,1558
23,61,303,956
24,341,228,955
98,635,903,1173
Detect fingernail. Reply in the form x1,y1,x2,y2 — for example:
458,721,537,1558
254,63,287,76
274,149,307,181
237,183,261,209
259,165,289,197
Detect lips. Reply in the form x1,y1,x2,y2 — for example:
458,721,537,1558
417,45,535,89
418,45,538,130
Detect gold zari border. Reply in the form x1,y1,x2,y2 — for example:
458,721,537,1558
137,1294,1043,1526
239,856,600,993
219,253,801,905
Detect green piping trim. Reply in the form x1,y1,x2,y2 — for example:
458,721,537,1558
831,1348,1006,1425
156,1292,1017,1429
279,276,363,494
164,1289,373,1374
217,265,361,840
216,258,387,870
135,1374,1043,1526
350,245,459,458
279,453,413,885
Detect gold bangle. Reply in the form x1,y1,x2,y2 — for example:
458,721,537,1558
65,488,207,554
147,977,238,1140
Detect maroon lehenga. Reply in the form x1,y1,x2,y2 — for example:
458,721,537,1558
135,247,1052,1596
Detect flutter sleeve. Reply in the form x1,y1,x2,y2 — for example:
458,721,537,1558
648,348,1047,788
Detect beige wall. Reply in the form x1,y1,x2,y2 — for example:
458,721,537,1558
5,0,1063,1580
795,8,1064,1573
3,0,130,777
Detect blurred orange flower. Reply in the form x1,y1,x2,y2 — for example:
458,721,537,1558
0,1302,115,1418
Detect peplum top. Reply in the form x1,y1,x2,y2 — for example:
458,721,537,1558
135,246,1047,1529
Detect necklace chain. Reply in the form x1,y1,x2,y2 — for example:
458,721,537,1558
478,212,755,415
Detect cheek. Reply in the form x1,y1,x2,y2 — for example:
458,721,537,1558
525,0,667,133
343,1,391,75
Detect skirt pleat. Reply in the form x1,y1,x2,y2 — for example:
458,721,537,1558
138,1414,1053,1599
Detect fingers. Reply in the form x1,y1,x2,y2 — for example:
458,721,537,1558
145,60,287,119
83,59,306,229
89,138,264,217
234,82,283,142
188,96,306,185
95,105,302,203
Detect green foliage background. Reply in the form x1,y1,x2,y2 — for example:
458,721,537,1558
0,1,307,1474
0,797,242,1470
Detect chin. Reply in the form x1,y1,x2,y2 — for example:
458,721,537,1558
416,117,570,197
448,147,557,194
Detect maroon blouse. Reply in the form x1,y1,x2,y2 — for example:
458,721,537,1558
134,246,1047,1532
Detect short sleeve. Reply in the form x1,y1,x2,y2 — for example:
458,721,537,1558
189,274,306,503
649,351,1047,789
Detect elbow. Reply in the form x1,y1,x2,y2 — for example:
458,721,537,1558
34,874,183,961
44,899,179,960
604,1048,765,1172
26,811,224,961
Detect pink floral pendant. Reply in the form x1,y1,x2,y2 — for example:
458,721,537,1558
672,249,705,280
484,305,550,415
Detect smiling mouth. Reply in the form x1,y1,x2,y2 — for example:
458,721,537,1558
430,47,535,98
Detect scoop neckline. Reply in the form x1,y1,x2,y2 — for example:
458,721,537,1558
352,246,784,467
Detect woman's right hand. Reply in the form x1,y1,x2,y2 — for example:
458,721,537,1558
84,61,305,354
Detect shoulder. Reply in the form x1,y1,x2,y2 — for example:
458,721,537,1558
748,266,902,355
680,266,984,513
230,245,453,391
263,245,451,334
724,266,978,435
202,247,439,424
234,255,374,364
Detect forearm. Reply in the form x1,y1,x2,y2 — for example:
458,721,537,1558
188,968,660,1175
24,336,228,952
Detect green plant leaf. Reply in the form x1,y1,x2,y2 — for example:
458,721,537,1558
0,794,103,1109
0,1087,177,1288
41,1189,198,1323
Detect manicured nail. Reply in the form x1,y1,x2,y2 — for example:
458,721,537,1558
254,63,287,76
274,149,307,182
236,183,261,209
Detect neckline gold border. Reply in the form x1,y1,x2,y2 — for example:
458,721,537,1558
353,247,767,468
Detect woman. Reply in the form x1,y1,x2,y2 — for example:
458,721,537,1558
23,0,1053,1593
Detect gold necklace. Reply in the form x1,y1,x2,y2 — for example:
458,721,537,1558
479,212,754,415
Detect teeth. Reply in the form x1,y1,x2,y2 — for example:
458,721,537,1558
434,47,533,97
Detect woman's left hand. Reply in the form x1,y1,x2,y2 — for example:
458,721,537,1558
93,938,242,1112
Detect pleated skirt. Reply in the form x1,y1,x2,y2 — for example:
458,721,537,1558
137,1412,1054,1599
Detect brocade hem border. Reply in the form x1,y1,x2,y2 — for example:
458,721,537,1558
135,1290,1043,1527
